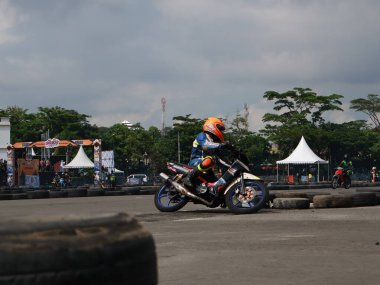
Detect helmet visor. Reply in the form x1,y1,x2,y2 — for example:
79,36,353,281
217,124,225,132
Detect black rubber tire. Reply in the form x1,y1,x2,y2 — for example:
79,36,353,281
49,190,69,198
344,177,351,189
305,192,331,202
26,190,50,199
87,189,105,197
313,194,353,208
0,213,157,285
125,186,141,195
272,192,309,199
154,183,188,212
104,190,127,196
354,189,380,205
351,192,377,207
67,188,88,198
273,198,310,209
355,188,380,193
225,180,269,214
11,193,28,200
0,193,13,200
331,177,339,189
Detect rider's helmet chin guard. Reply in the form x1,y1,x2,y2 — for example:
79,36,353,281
203,117,225,142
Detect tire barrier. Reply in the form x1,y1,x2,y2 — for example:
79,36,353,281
313,194,353,208
355,189,380,205
270,191,309,202
11,193,29,200
304,191,331,202
351,192,377,207
105,190,127,196
87,189,105,197
67,188,88,198
0,193,13,200
272,198,310,209
49,190,69,198
0,212,158,285
26,190,50,199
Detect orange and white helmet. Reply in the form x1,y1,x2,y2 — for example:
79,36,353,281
203,117,225,142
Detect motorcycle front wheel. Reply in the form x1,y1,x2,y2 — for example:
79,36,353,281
225,180,269,214
154,183,188,212
332,176,339,189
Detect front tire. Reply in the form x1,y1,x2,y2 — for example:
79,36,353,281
332,176,339,189
154,183,188,212
225,180,269,214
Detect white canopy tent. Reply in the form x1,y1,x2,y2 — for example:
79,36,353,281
64,145,94,169
276,136,329,182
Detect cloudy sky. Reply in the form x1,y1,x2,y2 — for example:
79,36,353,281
1,0,379,131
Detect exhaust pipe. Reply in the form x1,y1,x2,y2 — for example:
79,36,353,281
159,173,213,206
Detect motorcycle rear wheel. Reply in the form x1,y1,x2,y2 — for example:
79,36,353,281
154,183,188,212
225,180,269,214
344,177,351,189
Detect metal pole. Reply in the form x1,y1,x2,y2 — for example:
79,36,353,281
177,132,181,163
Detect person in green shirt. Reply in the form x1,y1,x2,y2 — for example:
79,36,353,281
339,154,353,176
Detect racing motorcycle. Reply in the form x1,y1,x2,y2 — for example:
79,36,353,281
154,147,269,214
331,167,351,189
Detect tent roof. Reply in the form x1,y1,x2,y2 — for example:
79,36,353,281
64,145,94,169
277,136,328,165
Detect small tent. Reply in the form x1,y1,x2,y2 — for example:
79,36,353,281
276,136,329,182
64,145,94,169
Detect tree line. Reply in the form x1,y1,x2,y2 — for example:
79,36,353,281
2,88,380,175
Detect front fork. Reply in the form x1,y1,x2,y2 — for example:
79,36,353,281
238,173,246,195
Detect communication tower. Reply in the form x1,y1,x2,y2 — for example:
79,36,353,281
243,103,249,130
161,97,166,131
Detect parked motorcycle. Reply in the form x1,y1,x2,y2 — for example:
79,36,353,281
154,147,269,214
331,167,351,189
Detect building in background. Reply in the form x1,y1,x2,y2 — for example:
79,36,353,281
0,117,10,161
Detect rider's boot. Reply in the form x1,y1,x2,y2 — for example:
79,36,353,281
207,178,226,198
182,168,202,191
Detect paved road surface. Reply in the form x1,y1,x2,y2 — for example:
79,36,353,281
1,192,380,285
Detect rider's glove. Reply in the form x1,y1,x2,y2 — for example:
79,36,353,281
219,141,234,150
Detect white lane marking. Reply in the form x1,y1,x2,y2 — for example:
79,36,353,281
173,217,209,222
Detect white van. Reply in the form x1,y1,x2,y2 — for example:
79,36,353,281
126,174,148,185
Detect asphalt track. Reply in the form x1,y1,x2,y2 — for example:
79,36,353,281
1,189,380,285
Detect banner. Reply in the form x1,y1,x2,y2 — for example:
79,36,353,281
93,139,102,171
25,175,40,188
17,158,39,186
45,138,60,149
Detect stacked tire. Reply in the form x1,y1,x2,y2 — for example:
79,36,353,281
0,213,157,285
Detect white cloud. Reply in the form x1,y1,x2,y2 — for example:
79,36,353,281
1,0,379,130
0,0,26,44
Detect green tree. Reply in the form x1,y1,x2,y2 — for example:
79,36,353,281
261,87,344,155
37,106,96,139
228,113,271,164
0,106,44,142
350,94,380,131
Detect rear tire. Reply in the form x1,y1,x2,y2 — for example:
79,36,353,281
154,183,188,212
225,180,269,214
344,177,351,189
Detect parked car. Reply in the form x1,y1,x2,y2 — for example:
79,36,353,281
126,174,148,185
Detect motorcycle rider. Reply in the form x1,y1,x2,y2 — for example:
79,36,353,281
339,154,353,176
183,117,232,196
